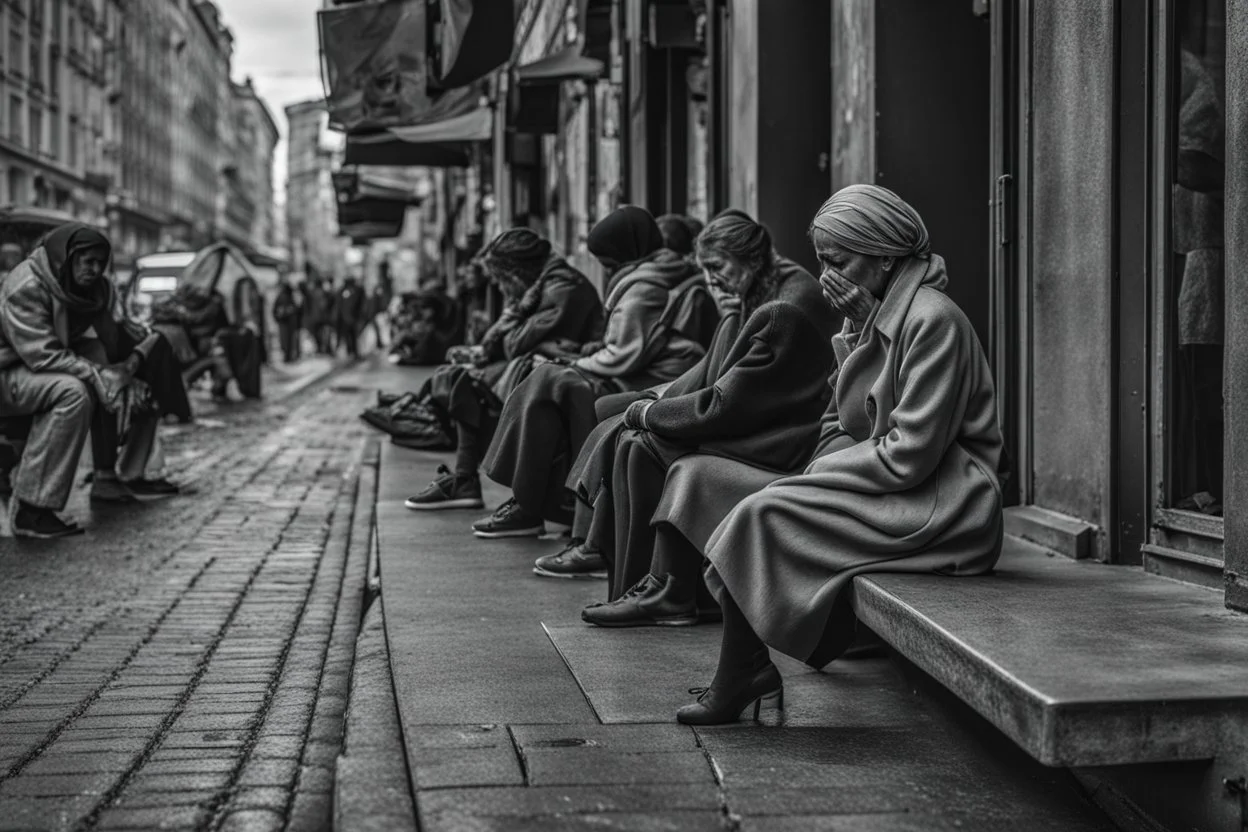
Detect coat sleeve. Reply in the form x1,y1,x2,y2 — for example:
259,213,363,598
641,306,796,441
502,279,589,359
0,279,103,384
572,281,669,378
805,301,975,493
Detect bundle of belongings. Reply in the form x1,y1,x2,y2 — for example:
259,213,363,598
386,290,463,367
360,389,456,450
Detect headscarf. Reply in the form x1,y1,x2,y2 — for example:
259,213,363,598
480,228,553,288
656,213,695,256
810,184,930,260
39,222,112,314
587,205,665,266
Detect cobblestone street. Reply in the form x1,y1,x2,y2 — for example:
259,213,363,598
0,361,373,832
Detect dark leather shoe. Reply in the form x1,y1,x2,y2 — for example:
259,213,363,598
534,542,608,579
677,661,784,725
581,573,697,627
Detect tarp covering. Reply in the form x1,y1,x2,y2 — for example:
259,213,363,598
319,0,500,132
515,45,604,84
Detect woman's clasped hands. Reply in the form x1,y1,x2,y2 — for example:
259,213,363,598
820,270,877,324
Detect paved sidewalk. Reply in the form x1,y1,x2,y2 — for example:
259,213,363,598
364,363,1118,831
0,370,377,831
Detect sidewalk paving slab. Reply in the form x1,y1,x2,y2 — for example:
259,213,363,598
358,360,1119,831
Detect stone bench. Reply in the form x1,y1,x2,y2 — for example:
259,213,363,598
851,537,1248,769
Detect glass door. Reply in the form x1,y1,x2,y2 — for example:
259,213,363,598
1145,0,1226,585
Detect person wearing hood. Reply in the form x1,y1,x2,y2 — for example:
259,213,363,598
620,185,1004,726
460,206,716,539
0,223,177,538
398,229,604,511
544,213,837,594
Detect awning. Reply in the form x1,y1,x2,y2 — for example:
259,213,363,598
337,197,409,241
343,106,493,167
515,46,604,84
332,169,423,203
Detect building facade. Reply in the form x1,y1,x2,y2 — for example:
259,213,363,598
232,79,280,252
0,0,118,225
113,0,176,268
285,99,346,280
166,0,232,250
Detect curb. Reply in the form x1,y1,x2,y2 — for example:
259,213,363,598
332,598,418,832
332,440,418,832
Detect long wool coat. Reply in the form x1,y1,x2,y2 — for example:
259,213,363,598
659,253,1003,667
569,258,836,509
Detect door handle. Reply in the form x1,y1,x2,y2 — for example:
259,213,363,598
996,174,1013,247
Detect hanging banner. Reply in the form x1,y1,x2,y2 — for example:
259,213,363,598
433,0,520,89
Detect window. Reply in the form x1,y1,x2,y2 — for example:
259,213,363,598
47,109,58,159
29,104,42,154
9,27,24,76
67,114,78,166
1165,1,1226,518
30,40,41,86
9,95,22,143
49,54,59,97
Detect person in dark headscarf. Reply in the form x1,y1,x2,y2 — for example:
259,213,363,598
396,228,604,511
464,206,715,538
0,223,178,538
656,214,696,258
609,185,1002,726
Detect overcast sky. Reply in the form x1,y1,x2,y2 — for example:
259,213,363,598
211,0,328,204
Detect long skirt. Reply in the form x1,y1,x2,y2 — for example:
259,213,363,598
673,447,1003,668
483,363,620,521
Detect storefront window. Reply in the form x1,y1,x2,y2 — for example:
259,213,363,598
1168,0,1225,517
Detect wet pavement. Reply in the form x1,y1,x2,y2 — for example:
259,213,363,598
0,355,366,831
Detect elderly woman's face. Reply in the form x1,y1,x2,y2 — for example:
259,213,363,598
70,246,109,288
812,230,892,301
697,251,752,296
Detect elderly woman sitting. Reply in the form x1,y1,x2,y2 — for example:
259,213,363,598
0,224,178,538
631,186,1003,725
554,213,837,602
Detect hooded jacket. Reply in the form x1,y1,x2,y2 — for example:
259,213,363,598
0,246,116,384
572,249,707,388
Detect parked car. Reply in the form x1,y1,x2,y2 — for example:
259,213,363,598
126,251,197,322
126,242,269,399
0,205,104,258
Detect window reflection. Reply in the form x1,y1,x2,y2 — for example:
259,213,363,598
1171,0,1225,515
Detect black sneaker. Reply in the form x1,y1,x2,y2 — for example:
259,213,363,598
123,477,181,498
404,465,484,511
12,503,84,540
472,497,545,539
534,541,608,579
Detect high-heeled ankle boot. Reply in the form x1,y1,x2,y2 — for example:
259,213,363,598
676,651,784,726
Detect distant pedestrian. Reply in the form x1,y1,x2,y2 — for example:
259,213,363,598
367,284,388,349
335,276,366,358
273,281,302,363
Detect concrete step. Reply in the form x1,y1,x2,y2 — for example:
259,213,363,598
852,538,1248,768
